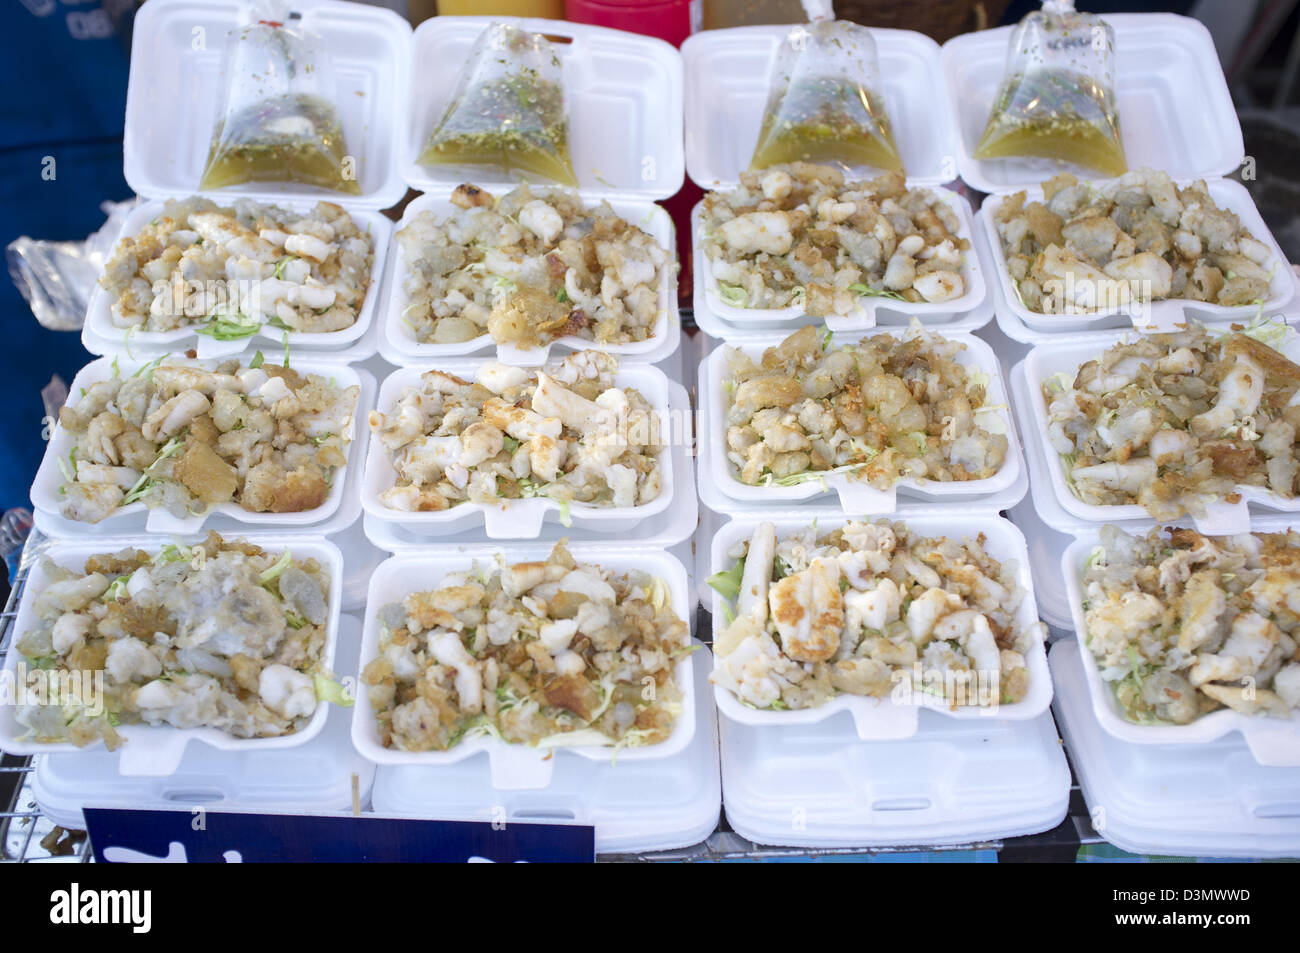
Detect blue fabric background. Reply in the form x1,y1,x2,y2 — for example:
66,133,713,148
0,1,132,511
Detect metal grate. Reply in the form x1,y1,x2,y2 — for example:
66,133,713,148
0,529,92,863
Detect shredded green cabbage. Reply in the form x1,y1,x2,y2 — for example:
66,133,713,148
707,558,745,604
717,281,747,307
313,674,354,707
258,550,292,584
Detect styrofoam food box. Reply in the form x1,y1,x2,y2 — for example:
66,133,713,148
352,547,695,790
361,360,678,539
31,354,373,537
978,178,1298,335
32,612,375,826
106,0,410,362
1051,639,1300,858
699,329,1024,514
1018,332,1300,537
124,0,410,209
403,17,683,200
378,191,679,366
940,13,1243,196
719,708,1070,848
0,535,344,777
370,643,720,855
1062,518,1300,767
708,513,1052,740
691,187,987,333
83,199,394,361
681,26,956,189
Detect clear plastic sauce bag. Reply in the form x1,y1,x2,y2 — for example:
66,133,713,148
199,12,361,195
749,20,903,174
973,0,1126,177
417,22,578,186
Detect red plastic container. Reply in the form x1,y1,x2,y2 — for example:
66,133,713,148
564,0,693,48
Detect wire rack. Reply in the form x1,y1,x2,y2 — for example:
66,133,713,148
0,530,92,863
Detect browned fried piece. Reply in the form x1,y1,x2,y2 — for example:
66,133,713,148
269,467,329,513
1024,201,1064,247
67,639,107,672
1204,441,1259,480
543,673,602,721
84,550,150,575
123,602,177,638
175,438,238,503
1225,334,1300,404
486,286,572,347
450,183,493,209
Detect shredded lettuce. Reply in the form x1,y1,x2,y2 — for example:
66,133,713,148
555,497,572,528
132,354,166,380
502,435,521,454
849,282,907,301
195,310,260,341
764,460,870,488
282,330,291,368
102,574,132,602
717,281,747,307
706,558,745,603
121,436,185,505
249,350,265,369
314,674,354,707
258,550,292,584
1238,314,1293,350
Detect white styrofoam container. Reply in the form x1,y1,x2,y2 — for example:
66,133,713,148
378,191,679,366
371,642,720,855
1016,334,1300,537
31,354,372,537
978,179,1298,335
124,0,411,210
691,187,987,333
682,26,957,189
1052,639,1300,858
361,360,678,539
699,329,1023,514
32,611,376,826
940,13,1243,195
82,199,394,361
0,535,344,777
352,548,696,790
1061,518,1300,767
719,708,1069,848
404,16,684,201
708,513,1052,740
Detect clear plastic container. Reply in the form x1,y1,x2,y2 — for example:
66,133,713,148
748,20,903,174
973,1,1126,178
199,9,362,195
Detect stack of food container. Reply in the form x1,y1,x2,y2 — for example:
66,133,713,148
683,21,1069,847
4,0,720,855
943,12,1300,856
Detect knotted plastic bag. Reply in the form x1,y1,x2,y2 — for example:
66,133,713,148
974,0,1126,177
416,22,578,186
199,6,360,194
749,20,903,174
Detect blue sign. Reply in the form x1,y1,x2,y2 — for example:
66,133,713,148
84,809,595,863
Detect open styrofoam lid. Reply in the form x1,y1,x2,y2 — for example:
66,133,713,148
682,25,957,189
941,13,1244,194
402,16,684,202
124,0,411,209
